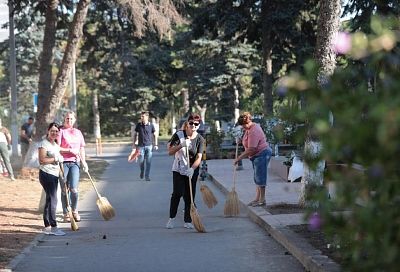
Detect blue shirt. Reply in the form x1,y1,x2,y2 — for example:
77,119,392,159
135,122,155,146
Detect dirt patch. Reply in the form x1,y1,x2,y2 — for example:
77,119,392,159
289,224,343,266
0,158,108,269
265,203,305,214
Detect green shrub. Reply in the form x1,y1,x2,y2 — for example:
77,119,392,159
281,17,400,271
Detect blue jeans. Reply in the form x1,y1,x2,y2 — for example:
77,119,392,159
60,162,80,214
139,145,153,178
250,147,272,187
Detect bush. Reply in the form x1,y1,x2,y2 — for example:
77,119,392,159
281,17,400,271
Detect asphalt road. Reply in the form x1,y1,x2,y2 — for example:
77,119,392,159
14,146,304,272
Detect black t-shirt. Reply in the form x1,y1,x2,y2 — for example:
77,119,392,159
20,123,33,144
135,122,155,146
169,130,204,166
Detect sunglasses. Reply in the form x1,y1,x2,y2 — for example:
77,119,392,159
188,121,200,127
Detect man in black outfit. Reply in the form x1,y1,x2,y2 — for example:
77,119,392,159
132,111,158,181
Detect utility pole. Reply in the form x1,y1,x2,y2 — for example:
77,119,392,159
8,0,18,158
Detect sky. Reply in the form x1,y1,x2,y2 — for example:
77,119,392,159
0,0,8,43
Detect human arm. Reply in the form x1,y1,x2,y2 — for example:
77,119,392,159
167,132,188,155
79,147,88,172
234,147,257,165
153,133,158,150
20,127,32,143
132,131,138,148
38,147,63,165
4,128,11,144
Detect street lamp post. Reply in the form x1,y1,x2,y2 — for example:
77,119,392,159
8,0,18,158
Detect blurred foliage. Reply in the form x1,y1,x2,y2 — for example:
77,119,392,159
280,16,400,271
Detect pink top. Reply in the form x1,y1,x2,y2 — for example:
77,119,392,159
242,123,269,158
57,127,86,162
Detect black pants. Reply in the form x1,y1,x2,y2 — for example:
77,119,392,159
39,170,59,227
169,170,198,223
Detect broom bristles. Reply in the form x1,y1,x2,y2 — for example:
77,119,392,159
224,189,240,217
68,209,79,231
190,205,206,233
200,184,218,209
96,196,115,221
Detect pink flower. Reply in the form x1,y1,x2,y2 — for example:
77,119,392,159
333,32,352,54
308,212,322,231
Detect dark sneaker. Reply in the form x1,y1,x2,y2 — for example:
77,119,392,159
140,172,144,179
145,177,151,181
252,201,266,207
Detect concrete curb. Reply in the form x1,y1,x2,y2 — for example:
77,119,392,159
208,173,341,272
1,233,45,272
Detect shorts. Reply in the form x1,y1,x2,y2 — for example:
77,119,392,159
250,147,272,187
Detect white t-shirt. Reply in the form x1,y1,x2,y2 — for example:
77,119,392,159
38,138,60,177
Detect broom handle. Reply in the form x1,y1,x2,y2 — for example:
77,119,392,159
186,145,195,204
233,141,239,189
86,171,102,199
76,154,102,199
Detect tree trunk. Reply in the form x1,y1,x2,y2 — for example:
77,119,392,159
314,0,341,85
92,88,102,155
194,101,207,122
35,0,59,142
25,0,91,168
36,0,91,139
300,0,341,207
233,85,240,123
182,88,189,115
261,0,274,116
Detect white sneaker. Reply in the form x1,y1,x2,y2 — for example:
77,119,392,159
166,218,175,229
50,227,66,236
184,222,194,229
42,226,51,235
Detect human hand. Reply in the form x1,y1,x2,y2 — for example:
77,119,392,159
180,138,191,148
153,145,158,151
128,149,139,162
82,161,89,173
186,168,194,178
55,154,64,163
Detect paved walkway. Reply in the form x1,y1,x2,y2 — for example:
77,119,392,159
206,157,341,272
4,143,340,272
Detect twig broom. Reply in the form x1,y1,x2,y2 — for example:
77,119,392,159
199,180,218,209
59,164,79,231
224,142,240,217
186,146,206,232
86,171,115,221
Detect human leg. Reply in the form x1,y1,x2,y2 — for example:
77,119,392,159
67,163,80,213
139,147,145,178
39,170,59,227
183,175,195,223
144,145,153,180
20,142,29,162
169,172,184,219
0,143,14,179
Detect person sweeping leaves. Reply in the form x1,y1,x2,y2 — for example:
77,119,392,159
233,112,272,207
166,113,204,229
